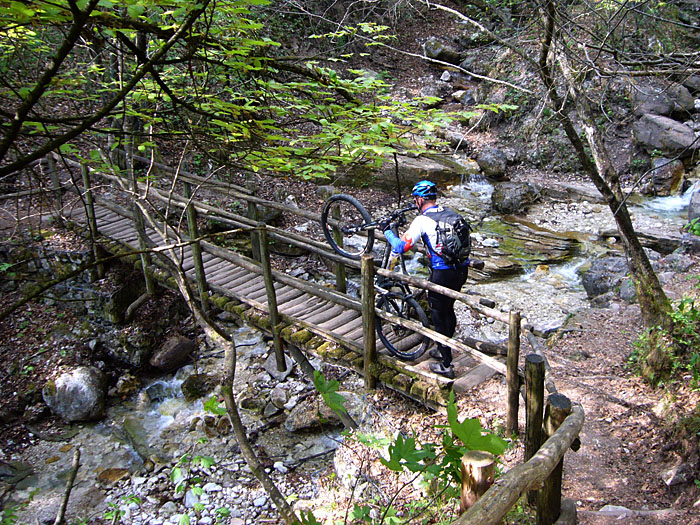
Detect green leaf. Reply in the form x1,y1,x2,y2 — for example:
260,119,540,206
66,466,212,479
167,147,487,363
380,433,434,473
313,370,347,415
170,466,184,484
299,510,322,525
177,514,190,525
446,392,507,456
195,455,216,469
203,396,227,415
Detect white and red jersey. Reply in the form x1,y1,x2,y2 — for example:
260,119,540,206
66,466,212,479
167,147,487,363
386,205,467,270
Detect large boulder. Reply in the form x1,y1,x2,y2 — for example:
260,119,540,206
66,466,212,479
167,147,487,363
580,256,628,299
641,157,686,196
42,366,106,422
150,334,197,372
477,147,509,180
689,186,700,222
632,114,698,156
630,83,695,117
491,182,540,215
423,37,463,65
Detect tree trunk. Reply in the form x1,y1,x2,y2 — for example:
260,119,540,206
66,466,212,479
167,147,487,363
538,0,672,330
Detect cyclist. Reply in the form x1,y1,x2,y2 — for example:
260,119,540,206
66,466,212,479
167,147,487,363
381,180,468,379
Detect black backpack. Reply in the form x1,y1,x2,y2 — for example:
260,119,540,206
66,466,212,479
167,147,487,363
430,207,472,265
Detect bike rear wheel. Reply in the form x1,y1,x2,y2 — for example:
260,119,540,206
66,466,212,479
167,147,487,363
376,292,431,361
321,194,374,260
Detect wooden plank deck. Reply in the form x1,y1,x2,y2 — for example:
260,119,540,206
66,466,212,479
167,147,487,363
63,202,501,404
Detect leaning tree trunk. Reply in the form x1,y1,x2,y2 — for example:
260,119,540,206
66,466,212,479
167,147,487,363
537,0,672,330
134,202,301,524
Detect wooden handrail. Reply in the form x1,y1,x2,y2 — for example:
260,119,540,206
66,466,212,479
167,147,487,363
455,404,585,524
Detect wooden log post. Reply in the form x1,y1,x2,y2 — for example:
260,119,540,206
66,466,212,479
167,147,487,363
537,394,573,525
331,205,347,293
525,353,545,505
80,163,103,279
506,311,521,435
460,450,496,513
361,254,376,389
47,154,63,209
259,224,286,373
247,175,261,262
183,181,209,313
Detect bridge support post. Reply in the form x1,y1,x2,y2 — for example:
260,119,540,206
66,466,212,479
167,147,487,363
80,163,103,279
506,311,521,435
47,154,63,210
183,181,209,313
259,223,286,373
525,353,545,505
247,176,261,262
537,394,572,525
361,254,376,390
331,205,346,293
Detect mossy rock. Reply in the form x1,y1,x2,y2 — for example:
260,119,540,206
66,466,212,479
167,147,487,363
317,342,336,358
410,380,432,399
426,386,450,406
379,370,397,384
391,373,413,391
280,326,296,340
257,315,272,331
291,329,313,345
222,299,242,312
351,356,364,371
306,336,325,350
232,304,248,316
211,295,230,309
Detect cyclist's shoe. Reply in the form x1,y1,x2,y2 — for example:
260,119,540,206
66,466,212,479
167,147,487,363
429,362,455,379
429,348,442,360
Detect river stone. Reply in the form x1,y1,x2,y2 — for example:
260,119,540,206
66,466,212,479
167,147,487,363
689,187,700,222
150,335,197,372
181,373,218,402
284,392,367,432
631,83,695,117
641,157,686,196
477,147,509,179
619,278,637,304
580,256,628,299
632,114,698,156
263,352,295,381
42,366,106,422
491,182,541,214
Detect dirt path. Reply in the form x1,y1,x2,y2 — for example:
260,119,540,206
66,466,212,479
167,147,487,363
532,301,700,524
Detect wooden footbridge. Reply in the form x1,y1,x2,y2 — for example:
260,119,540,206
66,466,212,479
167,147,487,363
4,153,585,524
51,154,515,410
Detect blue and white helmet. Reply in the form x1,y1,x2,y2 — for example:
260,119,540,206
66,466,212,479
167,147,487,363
411,180,437,199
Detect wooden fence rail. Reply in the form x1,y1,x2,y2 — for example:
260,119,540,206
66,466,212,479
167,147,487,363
457,400,584,524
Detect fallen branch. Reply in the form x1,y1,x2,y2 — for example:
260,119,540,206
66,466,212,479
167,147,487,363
54,447,80,525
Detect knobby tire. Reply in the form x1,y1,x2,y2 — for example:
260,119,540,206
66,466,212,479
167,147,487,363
321,194,374,260
376,292,430,361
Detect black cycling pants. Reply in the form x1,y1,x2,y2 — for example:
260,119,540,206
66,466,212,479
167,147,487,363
429,266,468,367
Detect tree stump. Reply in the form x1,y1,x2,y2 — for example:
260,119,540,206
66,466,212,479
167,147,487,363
460,450,496,513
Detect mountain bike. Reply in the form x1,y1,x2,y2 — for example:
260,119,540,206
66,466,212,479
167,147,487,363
320,194,431,361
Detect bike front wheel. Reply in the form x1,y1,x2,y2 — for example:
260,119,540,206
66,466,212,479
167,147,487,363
321,194,374,260
376,292,431,361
